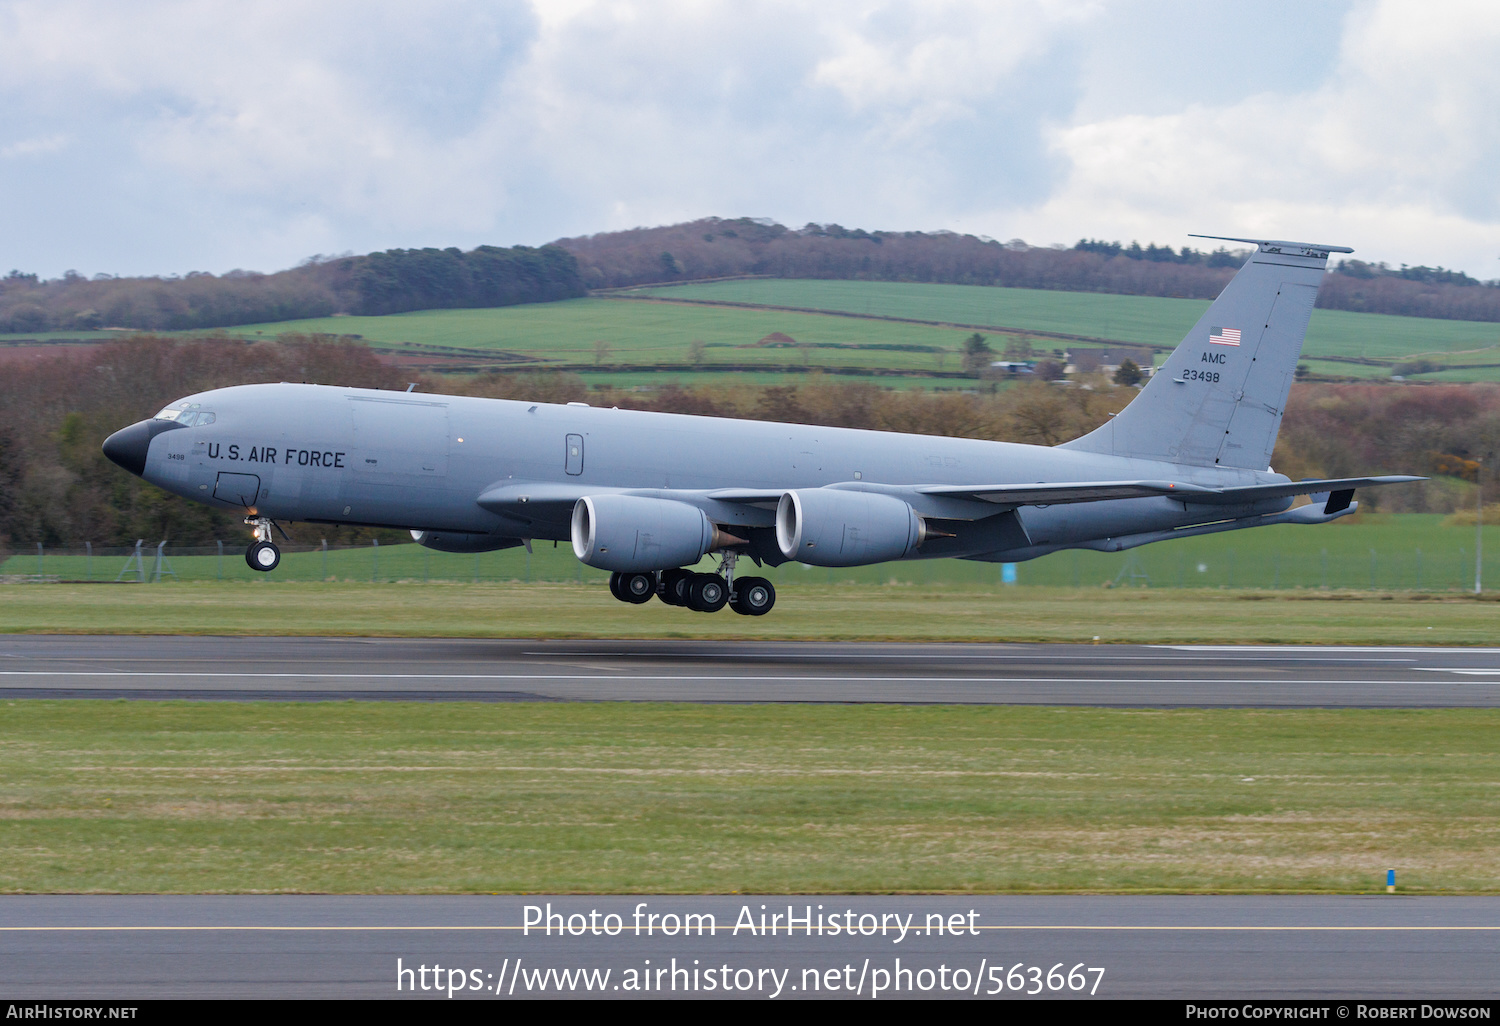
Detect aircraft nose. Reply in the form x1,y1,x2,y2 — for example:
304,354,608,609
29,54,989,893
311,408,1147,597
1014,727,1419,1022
102,420,156,477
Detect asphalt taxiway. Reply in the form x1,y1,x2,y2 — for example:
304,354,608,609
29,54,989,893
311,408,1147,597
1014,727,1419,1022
2,895,1496,999
2,636,1500,705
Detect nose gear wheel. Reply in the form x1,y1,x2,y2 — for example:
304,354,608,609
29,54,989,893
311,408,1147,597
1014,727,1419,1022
243,516,282,572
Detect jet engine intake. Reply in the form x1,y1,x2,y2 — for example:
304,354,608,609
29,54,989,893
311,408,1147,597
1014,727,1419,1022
410,530,523,554
776,488,925,567
572,494,739,572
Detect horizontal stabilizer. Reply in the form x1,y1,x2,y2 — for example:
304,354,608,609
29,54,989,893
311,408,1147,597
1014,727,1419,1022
1187,235,1353,257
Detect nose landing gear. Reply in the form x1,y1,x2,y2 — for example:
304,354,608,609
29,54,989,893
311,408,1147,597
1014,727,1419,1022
244,516,283,572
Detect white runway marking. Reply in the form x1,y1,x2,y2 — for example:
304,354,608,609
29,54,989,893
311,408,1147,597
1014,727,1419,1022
1163,645,1500,654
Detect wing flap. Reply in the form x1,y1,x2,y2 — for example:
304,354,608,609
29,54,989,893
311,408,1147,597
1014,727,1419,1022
918,480,1214,505
918,476,1423,507
1176,475,1424,506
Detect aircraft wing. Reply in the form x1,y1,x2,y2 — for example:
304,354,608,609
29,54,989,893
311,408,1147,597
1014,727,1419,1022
918,475,1424,508
474,476,1424,530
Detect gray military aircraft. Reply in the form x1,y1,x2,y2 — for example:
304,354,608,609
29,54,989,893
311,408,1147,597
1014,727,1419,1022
103,236,1419,615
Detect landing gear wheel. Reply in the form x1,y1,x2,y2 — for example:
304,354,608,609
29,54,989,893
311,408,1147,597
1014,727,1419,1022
687,573,729,613
729,576,775,616
608,571,627,601
246,540,281,572
620,571,656,604
658,568,694,607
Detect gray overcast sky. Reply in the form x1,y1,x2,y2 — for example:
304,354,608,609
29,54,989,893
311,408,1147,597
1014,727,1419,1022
2,0,1497,279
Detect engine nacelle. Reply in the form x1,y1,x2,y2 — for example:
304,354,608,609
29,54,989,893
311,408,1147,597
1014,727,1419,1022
410,530,524,554
776,489,924,567
572,494,725,572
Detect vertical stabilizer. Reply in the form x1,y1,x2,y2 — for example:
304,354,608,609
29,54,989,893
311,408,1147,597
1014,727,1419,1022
1060,238,1350,470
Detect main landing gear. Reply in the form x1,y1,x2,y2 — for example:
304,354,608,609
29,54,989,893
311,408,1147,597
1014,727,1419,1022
244,516,281,572
608,552,776,616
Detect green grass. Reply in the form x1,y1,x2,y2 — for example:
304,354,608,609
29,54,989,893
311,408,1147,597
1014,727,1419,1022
0,330,132,343
573,369,967,390
8,514,1494,592
632,279,1212,346
220,297,974,375
12,280,1498,385
630,279,1500,372
1,581,1497,644
1,701,1494,893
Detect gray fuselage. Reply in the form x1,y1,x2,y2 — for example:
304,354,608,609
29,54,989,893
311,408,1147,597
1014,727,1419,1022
128,382,1292,563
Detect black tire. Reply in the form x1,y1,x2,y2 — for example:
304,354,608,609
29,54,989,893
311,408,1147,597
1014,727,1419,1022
730,576,775,616
687,573,729,613
621,571,656,604
608,571,627,601
658,568,693,606
246,541,281,572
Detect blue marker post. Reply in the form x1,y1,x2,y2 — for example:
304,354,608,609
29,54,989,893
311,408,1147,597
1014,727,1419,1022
1387,869,1396,893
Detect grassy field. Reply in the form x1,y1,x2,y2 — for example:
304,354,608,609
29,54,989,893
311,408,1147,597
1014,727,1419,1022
217,297,976,375
198,280,1500,382
1,581,1497,644
7,514,1493,592
12,280,1495,383
1,700,1495,894
630,280,1500,374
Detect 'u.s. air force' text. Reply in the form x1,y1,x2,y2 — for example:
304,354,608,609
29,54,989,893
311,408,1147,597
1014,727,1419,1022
207,444,346,468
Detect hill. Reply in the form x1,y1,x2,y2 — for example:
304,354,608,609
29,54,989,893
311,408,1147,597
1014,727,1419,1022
0,244,584,334
5,217,1498,337
135,280,1500,382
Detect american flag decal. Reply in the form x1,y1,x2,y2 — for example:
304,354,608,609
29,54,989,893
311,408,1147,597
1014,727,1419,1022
1209,326,1242,346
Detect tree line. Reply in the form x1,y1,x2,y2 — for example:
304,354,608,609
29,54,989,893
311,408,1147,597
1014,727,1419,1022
2,335,1492,552
6,220,1497,337
0,244,586,334
562,218,1500,322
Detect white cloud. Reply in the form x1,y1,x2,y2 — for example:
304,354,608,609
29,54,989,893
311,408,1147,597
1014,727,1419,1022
1013,0,1500,272
0,0,1495,278
0,133,67,159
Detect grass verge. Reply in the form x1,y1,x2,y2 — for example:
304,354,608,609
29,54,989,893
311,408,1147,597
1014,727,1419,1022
1,701,1494,894
1,582,1497,645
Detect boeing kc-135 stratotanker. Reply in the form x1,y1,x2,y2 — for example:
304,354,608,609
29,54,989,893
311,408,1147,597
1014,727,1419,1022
103,237,1420,615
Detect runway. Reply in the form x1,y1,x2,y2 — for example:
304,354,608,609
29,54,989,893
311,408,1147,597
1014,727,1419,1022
2,636,1500,705
2,895,1496,999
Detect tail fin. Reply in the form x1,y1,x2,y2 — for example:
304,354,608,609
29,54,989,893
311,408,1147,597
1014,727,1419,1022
1060,237,1350,470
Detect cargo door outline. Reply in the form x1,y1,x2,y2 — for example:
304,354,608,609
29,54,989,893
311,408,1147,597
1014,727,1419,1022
213,472,261,508
565,434,584,475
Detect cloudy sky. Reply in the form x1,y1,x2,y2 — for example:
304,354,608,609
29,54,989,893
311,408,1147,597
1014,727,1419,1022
2,0,1497,279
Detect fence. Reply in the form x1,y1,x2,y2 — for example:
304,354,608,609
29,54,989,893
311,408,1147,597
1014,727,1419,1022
2,516,1495,591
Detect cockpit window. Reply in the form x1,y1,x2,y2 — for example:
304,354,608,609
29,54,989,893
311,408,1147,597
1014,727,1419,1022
154,402,211,425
